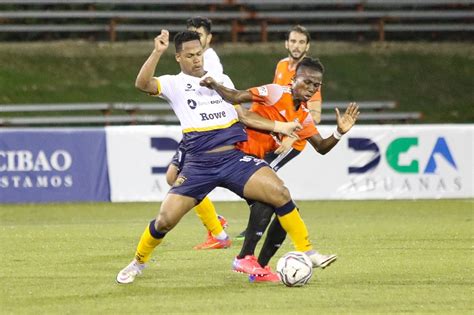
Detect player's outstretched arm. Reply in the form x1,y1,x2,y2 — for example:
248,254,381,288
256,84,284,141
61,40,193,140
200,77,301,136
335,102,359,134
307,99,322,124
235,105,302,137
200,77,252,104
307,102,359,155
135,30,169,95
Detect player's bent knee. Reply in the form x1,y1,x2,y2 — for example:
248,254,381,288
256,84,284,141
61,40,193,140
272,184,292,205
156,212,176,233
262,186,292,208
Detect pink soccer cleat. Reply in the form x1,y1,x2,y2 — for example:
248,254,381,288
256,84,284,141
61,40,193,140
232,255,269,275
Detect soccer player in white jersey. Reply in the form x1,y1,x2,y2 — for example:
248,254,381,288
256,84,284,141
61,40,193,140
116,30,323,284
187,16,223,74
165,17,231,250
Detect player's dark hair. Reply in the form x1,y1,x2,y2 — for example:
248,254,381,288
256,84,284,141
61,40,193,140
296,57,324,75
286,25,311,43
174,31,201,52
186,16,212,34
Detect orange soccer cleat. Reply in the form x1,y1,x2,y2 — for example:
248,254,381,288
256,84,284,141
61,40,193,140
193,234,231,250
193,214,230,250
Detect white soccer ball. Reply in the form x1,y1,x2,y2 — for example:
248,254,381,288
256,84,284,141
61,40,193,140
276,251,313,287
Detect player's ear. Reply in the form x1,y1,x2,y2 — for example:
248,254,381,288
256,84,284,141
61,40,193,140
305,42,310,53
284,40,289,50
207,33,213,46
291,76,298,89
175,53,181,63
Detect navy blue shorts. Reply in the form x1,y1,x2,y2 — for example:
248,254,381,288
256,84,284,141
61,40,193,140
170,141,186,172
169,149,268,202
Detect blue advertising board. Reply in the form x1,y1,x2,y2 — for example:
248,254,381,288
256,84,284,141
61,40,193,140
0,128,110,203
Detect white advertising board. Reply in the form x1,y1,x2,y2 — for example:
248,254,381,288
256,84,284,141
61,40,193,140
105,125,182,202
106,124,473,202
279,125,473,200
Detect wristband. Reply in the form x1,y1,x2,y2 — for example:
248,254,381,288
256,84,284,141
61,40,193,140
273,121,285,133
333,129,343,140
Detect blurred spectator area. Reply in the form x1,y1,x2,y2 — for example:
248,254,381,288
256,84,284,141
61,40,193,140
0,0,473,42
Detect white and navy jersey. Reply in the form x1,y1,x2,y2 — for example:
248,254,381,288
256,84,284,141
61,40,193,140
155,71,246,154
204,48,223,74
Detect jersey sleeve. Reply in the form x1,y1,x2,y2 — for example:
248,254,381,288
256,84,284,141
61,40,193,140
297,122,318,139
207,56,223,75
292,119,319,151
296,112,319,139
247,84,284,106
152,75,173,102
204,49,224,74
221,74,235,89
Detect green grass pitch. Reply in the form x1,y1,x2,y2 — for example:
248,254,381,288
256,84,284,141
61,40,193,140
0,200,472,314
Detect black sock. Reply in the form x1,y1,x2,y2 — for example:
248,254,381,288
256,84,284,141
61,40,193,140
237,201,274,259
257,216,287,267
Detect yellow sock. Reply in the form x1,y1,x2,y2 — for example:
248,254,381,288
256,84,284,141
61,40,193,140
277,208,313,252
134,223,163,264
194,196,224,236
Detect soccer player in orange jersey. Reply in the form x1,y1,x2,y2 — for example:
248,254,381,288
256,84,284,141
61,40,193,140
201,57,359,282
233,25,322,242
274,25,322,124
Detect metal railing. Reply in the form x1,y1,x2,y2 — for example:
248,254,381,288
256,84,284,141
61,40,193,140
0,101,422,126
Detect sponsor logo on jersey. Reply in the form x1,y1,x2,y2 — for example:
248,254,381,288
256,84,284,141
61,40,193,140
210,99,223,105
200,111,227,121
185,83,195,91
188,98,226,110
187,99,197,109
257,86,268,96
282,86,292,94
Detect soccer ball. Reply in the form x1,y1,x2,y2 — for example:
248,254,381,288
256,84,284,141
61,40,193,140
276,251,313,287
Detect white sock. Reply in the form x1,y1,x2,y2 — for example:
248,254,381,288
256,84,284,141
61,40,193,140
214,231,228,240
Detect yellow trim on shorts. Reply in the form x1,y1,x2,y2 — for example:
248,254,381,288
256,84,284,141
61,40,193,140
182,119,239,133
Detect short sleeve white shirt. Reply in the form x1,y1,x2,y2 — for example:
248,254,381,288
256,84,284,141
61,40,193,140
203,48,223,74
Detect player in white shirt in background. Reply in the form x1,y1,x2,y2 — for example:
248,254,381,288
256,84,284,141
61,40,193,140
187,17,223,75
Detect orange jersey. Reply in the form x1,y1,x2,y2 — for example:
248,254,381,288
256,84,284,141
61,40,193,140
273,57,322,102
237,84,318,158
